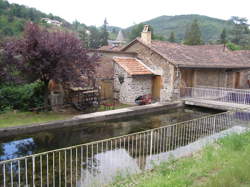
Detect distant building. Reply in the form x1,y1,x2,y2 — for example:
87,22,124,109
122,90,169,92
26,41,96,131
41,18,62,27
100,30,126,51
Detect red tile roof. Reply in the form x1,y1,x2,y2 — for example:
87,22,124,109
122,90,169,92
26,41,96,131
113,57,154,75
98,45,122,51
121,38,250,69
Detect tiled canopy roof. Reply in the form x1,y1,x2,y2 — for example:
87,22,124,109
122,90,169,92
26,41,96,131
113,57,154,75
121,38,250,68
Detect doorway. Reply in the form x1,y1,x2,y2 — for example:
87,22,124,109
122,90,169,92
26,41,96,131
152,75,162,100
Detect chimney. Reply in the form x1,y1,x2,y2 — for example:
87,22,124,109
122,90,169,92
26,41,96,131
141,25,151,45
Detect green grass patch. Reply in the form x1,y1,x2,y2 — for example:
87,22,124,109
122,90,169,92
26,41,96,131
0,111,74,128
0,103,133,128
97,103,132,112
111,131,250,187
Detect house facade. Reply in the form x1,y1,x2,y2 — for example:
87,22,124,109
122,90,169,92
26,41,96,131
96,25,250,104
113,57,154,103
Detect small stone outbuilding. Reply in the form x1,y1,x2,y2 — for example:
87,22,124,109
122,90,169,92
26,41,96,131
113,57,154,104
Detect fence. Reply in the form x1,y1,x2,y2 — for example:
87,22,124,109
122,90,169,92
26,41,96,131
0,110,249,187
181,87,250,105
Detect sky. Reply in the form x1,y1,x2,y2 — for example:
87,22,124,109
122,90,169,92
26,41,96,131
8,0,250,28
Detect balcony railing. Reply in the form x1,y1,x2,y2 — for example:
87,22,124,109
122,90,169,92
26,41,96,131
181,87,250,105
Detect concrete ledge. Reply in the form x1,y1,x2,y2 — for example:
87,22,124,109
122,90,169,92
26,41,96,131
0,101,183,138
184,98,250,111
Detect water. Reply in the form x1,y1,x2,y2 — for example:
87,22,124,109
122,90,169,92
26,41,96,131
0,106,220,161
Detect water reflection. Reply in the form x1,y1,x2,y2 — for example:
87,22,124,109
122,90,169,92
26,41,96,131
79,149,140,187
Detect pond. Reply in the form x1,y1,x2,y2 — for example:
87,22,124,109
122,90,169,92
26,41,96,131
0,106,221,161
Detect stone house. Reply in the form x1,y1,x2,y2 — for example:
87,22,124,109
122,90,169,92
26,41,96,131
93,50,136,100
116,25,250,103
95,25,250,104
113,57,154,104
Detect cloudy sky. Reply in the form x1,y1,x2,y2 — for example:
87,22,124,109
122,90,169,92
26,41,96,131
8,0,250,28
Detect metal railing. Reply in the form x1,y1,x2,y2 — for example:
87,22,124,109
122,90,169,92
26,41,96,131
181,87,250,105
0,110,249,187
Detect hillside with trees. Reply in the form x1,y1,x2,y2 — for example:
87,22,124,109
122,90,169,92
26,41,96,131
126,14,234,43
0,0,70,39
0,0,116,49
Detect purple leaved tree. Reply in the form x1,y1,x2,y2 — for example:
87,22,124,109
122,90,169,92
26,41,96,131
3,22,98,108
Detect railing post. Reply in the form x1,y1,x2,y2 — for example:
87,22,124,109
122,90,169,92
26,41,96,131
32,156,35,187
149,130,153,160
213,117,216,134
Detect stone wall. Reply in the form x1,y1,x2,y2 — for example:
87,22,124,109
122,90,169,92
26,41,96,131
114,63,152,104
123,42,175,102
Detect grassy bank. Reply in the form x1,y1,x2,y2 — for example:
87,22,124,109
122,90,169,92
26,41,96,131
112,131,250,187
0,111,75,128
0,103,132,128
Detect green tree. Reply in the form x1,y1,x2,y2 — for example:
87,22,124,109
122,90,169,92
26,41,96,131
87,26,102,49
184,19,203,45
168,32,176,42
99,18,109,46
72,20,81,31
230,17,249,44
220,28,227,44
128,23,145,41
79,27,89,48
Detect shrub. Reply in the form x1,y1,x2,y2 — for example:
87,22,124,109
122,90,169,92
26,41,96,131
226,42,242,51
0,81,44,112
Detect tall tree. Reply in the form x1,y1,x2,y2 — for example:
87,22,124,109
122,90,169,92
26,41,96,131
184,19,203,45
88,26,102,49
72,20,81,31
168,32,176,42
220,28,227,44
79,28,89,48
230,16,249,46
99,18,109,46
128,23,145,41
3,23,98,107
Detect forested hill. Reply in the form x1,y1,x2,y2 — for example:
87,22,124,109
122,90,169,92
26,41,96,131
0,0,70,38
126,14,234,43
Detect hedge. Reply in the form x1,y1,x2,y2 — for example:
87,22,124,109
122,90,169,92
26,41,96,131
0,81,44,112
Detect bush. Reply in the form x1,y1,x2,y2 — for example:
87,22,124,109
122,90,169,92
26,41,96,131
0,81,44,112
226,42,242,51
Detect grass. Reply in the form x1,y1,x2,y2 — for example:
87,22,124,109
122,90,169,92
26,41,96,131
111,131,250,187
0,111,75,128
98,103,132,112
0,103,133,128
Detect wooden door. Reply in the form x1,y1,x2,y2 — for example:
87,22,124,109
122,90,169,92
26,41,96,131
234,72,241,88
181,69,194,87
152,75,162,100
100,80,113,99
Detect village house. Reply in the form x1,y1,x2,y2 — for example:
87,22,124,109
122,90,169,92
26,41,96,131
41,18,62,27
96,25,250,104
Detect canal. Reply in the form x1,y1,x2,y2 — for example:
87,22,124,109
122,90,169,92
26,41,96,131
0,106,221,161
